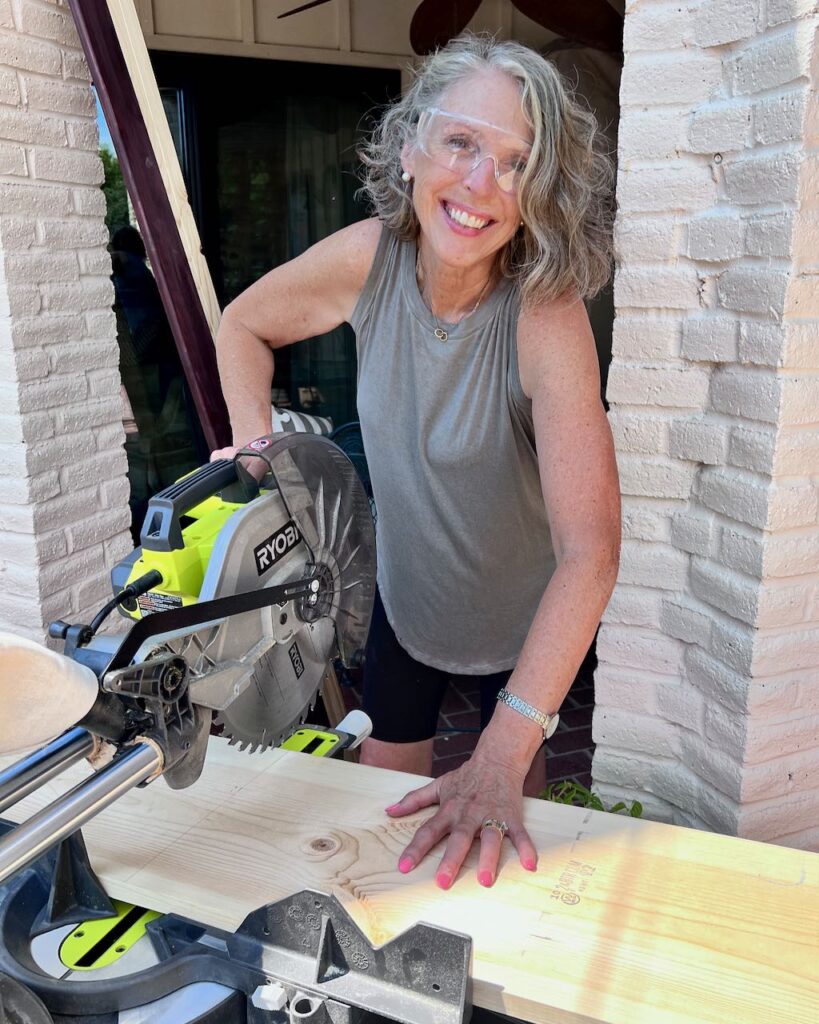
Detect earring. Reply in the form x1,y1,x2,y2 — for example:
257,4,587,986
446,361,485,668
401,171,412,183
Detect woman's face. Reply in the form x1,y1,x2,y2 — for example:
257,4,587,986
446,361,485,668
402,68,532,273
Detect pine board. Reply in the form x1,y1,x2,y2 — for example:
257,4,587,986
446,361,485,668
3,739,818,1023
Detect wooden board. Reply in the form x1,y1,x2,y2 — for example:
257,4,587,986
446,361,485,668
3,739,819,1023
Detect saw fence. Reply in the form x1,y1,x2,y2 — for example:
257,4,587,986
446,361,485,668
2,738,817,1024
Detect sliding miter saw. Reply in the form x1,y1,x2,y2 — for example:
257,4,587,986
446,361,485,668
0,432,376,852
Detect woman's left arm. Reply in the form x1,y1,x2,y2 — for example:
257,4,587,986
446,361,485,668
388,295,621,888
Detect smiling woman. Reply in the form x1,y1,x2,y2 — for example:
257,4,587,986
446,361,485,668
213,33,620,893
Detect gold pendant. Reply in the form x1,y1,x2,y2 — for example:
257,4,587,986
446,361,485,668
434,327,448,341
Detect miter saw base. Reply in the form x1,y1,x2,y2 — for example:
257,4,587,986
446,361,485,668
0,820,472,1024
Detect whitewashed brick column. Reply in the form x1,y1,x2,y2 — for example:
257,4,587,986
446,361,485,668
596,0,819,849
0,0,131,643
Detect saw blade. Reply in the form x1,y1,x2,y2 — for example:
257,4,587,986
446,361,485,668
206,434,375,752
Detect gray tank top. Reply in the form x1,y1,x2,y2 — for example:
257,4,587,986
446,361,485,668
350,226,555,674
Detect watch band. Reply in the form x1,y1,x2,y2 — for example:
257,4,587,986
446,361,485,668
496,688,560,740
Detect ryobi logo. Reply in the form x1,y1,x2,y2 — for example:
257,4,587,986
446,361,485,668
254,521,302,575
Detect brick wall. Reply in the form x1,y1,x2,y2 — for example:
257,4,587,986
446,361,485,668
596,0,819,849
0,0,131,643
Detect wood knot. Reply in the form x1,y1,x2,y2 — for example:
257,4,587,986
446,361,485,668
301,833,342,858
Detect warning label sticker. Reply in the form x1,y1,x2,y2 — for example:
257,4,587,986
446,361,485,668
138,592,184,616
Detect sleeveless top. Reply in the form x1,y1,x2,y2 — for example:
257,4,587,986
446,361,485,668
349,225,556,674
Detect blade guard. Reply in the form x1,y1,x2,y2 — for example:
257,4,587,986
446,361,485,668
234,434,376,668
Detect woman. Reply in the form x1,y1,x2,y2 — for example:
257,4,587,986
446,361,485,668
213,35,620,889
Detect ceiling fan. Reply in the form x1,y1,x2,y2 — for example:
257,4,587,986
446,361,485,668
278,1,623,55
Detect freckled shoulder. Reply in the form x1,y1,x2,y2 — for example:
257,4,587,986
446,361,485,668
515,294,598,401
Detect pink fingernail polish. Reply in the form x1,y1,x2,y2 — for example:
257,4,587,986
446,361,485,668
436,872,452,890
385,804,399,814
478,870,493,887
398,857,413,874
523,858,537,871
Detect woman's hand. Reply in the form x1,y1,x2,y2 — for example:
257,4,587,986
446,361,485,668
385,753,539,889
210,446,242,461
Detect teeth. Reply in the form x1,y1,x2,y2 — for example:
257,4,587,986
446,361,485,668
446,204,489,229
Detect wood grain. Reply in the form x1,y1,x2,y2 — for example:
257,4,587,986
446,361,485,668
3,739,818,1023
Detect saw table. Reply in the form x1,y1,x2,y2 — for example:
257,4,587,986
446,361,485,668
2,737,818,1024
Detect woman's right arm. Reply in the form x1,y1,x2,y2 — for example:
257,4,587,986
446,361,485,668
214,217,383,452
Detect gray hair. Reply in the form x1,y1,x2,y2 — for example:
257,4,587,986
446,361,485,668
358,34,614,305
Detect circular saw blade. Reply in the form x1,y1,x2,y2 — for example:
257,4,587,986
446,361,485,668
214,434,376,752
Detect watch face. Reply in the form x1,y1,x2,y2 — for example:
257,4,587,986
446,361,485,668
545,713,560,740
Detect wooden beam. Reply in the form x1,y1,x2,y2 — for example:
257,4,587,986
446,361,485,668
4,741,818,1023
68,0,231,450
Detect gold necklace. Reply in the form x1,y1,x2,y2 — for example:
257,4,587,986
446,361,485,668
416,251,494,342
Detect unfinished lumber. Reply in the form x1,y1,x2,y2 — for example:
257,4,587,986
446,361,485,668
3,739,818,1023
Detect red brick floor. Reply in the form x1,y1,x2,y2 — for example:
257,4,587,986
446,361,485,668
337,645,596,790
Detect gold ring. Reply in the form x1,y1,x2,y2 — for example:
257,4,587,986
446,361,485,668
481,817,509,838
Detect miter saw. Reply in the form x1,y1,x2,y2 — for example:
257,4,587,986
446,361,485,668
0,434,474,1024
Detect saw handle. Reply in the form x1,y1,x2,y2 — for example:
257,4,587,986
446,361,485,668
140,459,256,551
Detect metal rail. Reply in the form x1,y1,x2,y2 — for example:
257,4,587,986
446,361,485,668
0,743,161,886
0,728,95,816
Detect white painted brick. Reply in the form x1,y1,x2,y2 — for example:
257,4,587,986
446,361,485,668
621,52,723,107
78,248,113,276
786,271,819,317
608,410,670,454
690,556,758,625
40,218,109,249
0,502,35,532
709,367,780,422
604,585,665,628
23,76,94,118
765,531,819,576
48,340,118,375
72,188,106,217
18,2,80,47
12,346,49,382
694,0,760,47
738,321,784,366
617,165,717,213
741,747,819,802
0,0,11,27
4,251,77,284
686,214,745,262
594,707,682,757
0,218,36,251
608,364,711,408
767,479,818,529
31,147,103,186
0,141,26,176
11,313,85,348
618,111,684,162
687,102,751,154
746,712,819,764
84,309,117,339
54,397,122,433
684,642,748,709
621,499,676,542
669,415,730,463
757,577,819,628
67,507,132,552
623,1,694,51
680,732,743,801
0,183,71,217
737,788,819,842
25,432,96,477
59,449,128,493
722,152,800,206
17,374,87,413
0,66,20,105
0,592,45,629
87,367,122,398
66,120,99,152
774,426,819,475
696,465,769,527
39,546,107,598
618,539,690,588
591,748,657,790
0,108,66,147
653,761,739,829
780,373,819,425
8,284,40,316
745,211,794,259
40,279,113,313
27,469,60,503
62,50,91,83
670,508,714,555
753,90,807,145
617,453,696,499
660,595,714,646
614,217,681,261
610,316,681,361
681,316,738,362
767,0,818,25
0,32,62,74
755,623,819,675
728,423,777,473
731,22,815,94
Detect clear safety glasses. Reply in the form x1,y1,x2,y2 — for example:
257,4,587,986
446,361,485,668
415,107,532,195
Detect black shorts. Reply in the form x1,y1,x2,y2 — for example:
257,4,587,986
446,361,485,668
362,589,512,743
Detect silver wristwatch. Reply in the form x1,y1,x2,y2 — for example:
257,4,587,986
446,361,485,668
496,688,560,740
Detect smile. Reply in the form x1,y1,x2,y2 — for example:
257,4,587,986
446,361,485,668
444,202,492,230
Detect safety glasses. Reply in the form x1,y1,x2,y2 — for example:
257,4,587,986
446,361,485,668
415,107,532,195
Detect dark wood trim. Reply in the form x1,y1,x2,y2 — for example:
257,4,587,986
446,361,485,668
68,0,231,450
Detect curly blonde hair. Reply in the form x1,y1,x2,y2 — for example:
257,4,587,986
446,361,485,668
358,34,613,306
